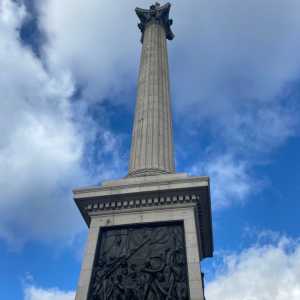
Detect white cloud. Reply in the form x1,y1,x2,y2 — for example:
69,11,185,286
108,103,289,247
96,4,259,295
34,0,300,211
24,286,75,300
0,0,128,247
83,126,127,182
23,234,300,300
191,155,254,209
171,0,300,151
0,0,88,247
35,0,300,152
1,0,300,246
206,235,300,300
38,0,144,102
1,0,128,249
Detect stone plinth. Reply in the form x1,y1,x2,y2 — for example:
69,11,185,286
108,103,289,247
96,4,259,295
74,173,213,300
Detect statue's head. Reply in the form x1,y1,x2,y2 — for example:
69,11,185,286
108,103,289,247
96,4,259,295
150,2,160,10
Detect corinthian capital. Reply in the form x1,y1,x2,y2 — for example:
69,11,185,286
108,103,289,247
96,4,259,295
135,2,174,42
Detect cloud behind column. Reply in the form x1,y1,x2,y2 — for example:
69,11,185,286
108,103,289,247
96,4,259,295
1,0,300,246
206,234,300,300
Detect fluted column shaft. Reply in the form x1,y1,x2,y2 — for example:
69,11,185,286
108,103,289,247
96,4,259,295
128,20,175,177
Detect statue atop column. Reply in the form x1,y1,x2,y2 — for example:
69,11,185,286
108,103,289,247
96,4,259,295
135,2,174,42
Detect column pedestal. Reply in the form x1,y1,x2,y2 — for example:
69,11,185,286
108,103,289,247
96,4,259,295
74,173,213,300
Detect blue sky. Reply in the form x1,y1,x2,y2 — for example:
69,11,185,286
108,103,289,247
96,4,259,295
0,0,300,299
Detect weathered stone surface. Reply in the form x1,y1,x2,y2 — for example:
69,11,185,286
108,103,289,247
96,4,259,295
74,173,213,259
136,3,174,42
128,3,175,177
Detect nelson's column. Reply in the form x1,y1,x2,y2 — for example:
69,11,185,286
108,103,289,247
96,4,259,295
73,3,213,300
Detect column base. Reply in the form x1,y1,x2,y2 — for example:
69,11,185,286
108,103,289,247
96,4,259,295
73,173,213,300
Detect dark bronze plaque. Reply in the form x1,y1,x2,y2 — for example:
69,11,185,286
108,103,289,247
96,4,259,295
88,222,190,300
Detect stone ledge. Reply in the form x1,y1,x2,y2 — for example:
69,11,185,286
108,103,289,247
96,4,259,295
73,173,213,259
73,173,209,199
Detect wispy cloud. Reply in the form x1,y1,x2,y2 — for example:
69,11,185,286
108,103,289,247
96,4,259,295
191,154,256,209
24,286,75,300
1,0,300,246
206,232,300,300
37,0,300,209
23,231,300,300
0,0,126,248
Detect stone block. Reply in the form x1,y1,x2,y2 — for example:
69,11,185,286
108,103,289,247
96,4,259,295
186,245,200,263
187,262,202,281
185,232,199,248
189,280,204,300
113,212,142,225
184,216,197,233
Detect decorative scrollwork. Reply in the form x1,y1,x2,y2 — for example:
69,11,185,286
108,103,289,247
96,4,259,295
89,223,189,300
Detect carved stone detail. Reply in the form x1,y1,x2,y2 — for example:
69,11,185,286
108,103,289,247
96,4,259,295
88,223,189,300
135,2,174,42
84,193,198,213
78,187,211,259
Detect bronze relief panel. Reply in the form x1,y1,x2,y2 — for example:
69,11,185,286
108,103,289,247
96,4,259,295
88,222,190,300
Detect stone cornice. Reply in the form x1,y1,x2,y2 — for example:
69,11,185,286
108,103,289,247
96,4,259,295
128,167,171,177
74,174,213,259
135,2,174,42
83,192,199,215
73,174,209,198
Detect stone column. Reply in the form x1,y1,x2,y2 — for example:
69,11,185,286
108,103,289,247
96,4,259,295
128,3,175,177
74,3,213,300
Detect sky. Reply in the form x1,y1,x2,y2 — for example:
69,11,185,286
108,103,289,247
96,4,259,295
0,0,300,299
